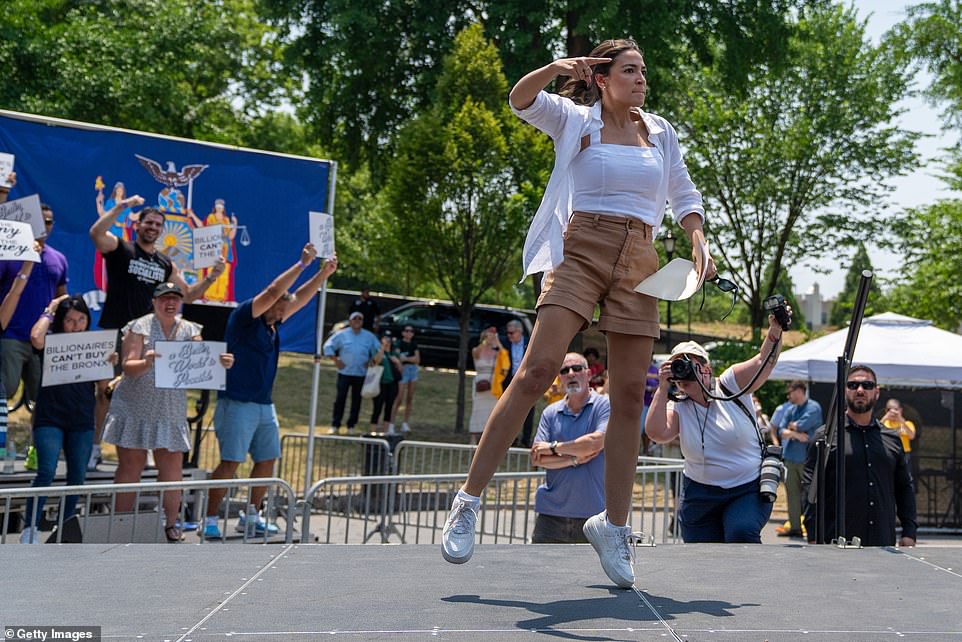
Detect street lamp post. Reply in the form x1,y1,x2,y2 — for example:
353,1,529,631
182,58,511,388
662,229,676,351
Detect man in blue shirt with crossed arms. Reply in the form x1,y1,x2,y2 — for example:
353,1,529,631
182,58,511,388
774,380,823,538
529,352,608,543
203,244,337,539
323,309,381,435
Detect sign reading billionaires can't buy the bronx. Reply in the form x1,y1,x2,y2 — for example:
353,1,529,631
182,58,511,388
42,330,117,387
153,340,227,391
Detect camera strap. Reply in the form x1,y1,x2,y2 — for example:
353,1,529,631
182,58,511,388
718,382,767,459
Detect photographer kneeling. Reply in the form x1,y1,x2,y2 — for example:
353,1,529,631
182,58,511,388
645,307,788,543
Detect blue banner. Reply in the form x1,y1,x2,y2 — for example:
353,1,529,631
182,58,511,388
0,111,333,353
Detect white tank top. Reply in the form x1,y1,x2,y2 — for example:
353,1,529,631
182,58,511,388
669,368,762,488
570,130,664,222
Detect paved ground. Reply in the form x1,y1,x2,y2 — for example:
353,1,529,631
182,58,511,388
1,542,960,641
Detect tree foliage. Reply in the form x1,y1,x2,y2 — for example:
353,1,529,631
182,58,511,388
266,0,813,174
828,243,884,327
383,24,550,430
678,5,921,333
0,0,291,148
888,0,962,130
887,199,962,329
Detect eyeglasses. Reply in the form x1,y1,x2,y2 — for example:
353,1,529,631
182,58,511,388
846,380,877,391
699,275,738,321
559,364,586,375
44,219,54,225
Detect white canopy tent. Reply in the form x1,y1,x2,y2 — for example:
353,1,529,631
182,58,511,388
770,312,962,389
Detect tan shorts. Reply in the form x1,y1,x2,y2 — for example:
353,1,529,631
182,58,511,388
537,212,660,337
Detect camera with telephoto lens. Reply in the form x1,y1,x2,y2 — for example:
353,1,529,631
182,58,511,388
759,445,784,503
763,293,792,331
669,357,698,382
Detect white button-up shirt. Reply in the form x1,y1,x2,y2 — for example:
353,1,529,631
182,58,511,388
511,91,705,278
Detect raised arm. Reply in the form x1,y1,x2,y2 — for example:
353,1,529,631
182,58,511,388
0,261,34,330
509,56,611,111
731,310,788,393
89,195,143,254
30,294,69,350
246,244,320,319
174,257,227,303
283,254,339,322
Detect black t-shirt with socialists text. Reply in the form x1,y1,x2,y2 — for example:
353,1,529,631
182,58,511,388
99,240,173,329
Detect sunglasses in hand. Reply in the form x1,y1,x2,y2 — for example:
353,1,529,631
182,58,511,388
699,275,738,321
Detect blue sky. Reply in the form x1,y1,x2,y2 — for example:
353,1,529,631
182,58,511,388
788,0,959,298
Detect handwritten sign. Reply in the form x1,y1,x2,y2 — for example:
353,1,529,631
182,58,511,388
192,224,224,270
0,220,40,262
153,340,227,390
42,330,117,387
0,194,45,239
309,211,335,259
0,153,13,188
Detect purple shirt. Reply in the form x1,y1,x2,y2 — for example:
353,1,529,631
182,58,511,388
644,362,659,406
0,245,69,341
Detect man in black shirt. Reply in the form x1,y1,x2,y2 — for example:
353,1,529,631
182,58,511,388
88,195,225,467
802,365,917,547
90,196,225,329
348,288,380,332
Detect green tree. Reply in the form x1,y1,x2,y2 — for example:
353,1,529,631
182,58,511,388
678,6,921,335
888,0,962,130
266,0,812,174
887,199,962,329
383,24,550,431
0,0,289,146
828,243,883,327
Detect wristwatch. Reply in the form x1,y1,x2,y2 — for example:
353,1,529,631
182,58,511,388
550,441,559,456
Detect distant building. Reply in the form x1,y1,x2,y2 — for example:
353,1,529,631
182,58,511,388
797,283,835,330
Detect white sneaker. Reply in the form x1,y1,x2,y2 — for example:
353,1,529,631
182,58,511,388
20,526,40,544
401,422,411,433
441,496,479,564
385,424,397,436
583,511,635,588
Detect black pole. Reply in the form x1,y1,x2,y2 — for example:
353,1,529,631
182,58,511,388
814,270,874,543
835,356,847,540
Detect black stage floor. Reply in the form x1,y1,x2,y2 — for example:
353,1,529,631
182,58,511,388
1,543,960,641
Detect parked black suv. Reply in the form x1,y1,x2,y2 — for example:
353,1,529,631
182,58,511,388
336,300,535,369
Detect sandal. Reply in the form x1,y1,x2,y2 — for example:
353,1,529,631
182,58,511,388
165,525,183,543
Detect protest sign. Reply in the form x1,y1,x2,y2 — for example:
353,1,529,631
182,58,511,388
154,340,227,390
0,220,40,262
0,152,12,188
0,193,45,239
309,211,335,259
192,224,224,270
42,330,117,387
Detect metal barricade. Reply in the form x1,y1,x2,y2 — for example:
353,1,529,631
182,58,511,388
392,440,532,475
300,463,683,545
277,434,392,495
0,478,297,544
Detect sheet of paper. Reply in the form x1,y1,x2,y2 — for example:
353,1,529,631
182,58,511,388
309,211,335,259
0,153,13,188
192,224,224,270
153,340,227,390
634,232,710,301
0,220,40,263
42,330,117,387
0,193,45,239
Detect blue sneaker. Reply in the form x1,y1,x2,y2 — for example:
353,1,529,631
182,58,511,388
235,511,279,536
202,519,223,540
